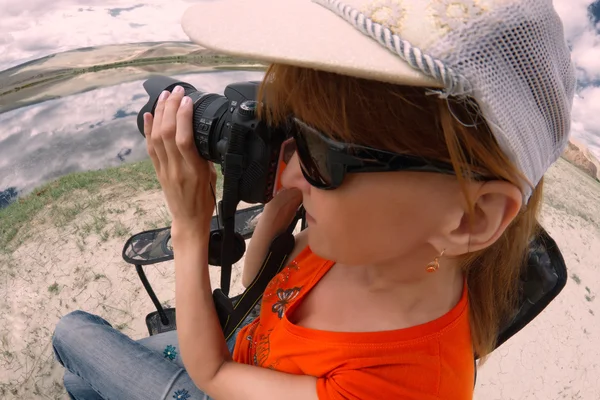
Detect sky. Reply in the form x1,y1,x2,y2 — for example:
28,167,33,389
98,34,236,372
0,0,203,72
1,0,598,156
0,0,597,75
0,70,265,204
0,0,599,200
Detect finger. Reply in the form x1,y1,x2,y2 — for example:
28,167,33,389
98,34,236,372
162,86,186,163
208,162,218,207
176,95,203,169
143,113,160,171
143,111,153,138
153,90,169,129
152,90,170,168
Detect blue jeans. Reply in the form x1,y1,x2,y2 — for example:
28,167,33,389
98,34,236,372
52,310,255,400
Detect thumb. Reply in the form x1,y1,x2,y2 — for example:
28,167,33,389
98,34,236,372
274,187,303,205
267,189,303,222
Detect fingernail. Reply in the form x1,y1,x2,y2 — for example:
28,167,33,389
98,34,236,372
173,85,184,94
159,90,169,101
181,96,191,106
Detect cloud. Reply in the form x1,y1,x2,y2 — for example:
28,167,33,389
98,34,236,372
0,70,265,197
0,0,210,71
553,0,600,79
0,0,598,164
554,0,594,37
0,0,597,82
571,86,600,153
571,29,600,83
549,0,600,161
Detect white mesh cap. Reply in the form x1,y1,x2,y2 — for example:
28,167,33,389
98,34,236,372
182,0,576,200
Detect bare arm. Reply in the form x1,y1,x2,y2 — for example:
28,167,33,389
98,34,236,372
242,188,305,287
172,227,318,400
147,87,320,400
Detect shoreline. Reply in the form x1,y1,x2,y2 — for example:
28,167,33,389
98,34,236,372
0,42,267,114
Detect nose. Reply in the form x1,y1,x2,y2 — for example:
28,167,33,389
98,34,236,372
281,152,311,193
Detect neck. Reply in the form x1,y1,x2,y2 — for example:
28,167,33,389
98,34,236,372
342,250,465,317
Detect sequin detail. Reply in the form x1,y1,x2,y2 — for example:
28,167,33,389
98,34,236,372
173,389,190,400
164,344,177,361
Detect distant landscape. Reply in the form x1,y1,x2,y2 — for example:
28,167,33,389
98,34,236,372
0,42,266,211
0,41,266,113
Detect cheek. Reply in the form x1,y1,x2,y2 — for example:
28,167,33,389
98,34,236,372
306,175,446,264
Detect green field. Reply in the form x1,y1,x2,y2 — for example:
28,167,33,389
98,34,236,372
0,159,220,255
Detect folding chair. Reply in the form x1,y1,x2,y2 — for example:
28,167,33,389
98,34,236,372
121,205,567,385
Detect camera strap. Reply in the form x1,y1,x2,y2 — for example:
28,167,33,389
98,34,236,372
221,207,304,340
211,124,248,328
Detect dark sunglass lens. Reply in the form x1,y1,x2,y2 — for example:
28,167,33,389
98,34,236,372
293,123,332,187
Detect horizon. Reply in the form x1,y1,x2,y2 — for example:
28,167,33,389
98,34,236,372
1,0,599,157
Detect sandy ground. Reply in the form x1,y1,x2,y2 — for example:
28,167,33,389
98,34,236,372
473,158,600,400
0,157,599,399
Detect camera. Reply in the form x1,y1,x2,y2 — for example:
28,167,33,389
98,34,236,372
137,75,294,299
137,75,288,205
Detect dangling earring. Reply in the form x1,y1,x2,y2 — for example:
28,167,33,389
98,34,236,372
426,249,445,273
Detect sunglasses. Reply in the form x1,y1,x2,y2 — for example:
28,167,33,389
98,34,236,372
287,117,484,190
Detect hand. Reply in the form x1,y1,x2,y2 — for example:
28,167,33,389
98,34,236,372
144,86,217,236
242,187,302,287
261,188,303,234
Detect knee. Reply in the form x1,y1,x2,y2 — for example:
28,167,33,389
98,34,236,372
52,310,109,361
53,311,93,340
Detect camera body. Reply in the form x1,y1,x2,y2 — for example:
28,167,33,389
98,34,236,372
137,75,288,204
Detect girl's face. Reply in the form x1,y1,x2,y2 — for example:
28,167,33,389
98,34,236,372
280,151,469,269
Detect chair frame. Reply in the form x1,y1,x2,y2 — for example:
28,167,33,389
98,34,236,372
121,204,568,382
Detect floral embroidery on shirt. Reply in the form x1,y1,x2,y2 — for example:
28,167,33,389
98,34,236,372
173,389,190,400
263,260,301,301
271,287,302,319
282,260,300,280
263,276,283,302
253,331,273,367
163,344,177,361
245,319,260,350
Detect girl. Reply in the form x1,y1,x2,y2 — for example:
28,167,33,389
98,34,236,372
52,0,575,398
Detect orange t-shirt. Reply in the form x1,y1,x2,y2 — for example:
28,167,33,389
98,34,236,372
233,246,474,399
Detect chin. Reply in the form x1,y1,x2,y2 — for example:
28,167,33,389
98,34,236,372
307,230,355,263
307,231,336,261
307,230,383,266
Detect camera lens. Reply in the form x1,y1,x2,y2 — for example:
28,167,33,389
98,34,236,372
137,76,231,164
190,92,228,163
138,75,286,205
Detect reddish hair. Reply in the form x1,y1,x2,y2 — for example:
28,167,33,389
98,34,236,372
257,64,542,362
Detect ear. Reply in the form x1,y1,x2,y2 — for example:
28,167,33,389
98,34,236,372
441,181,523,255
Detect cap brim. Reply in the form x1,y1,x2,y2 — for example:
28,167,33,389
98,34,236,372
181,0,441,88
